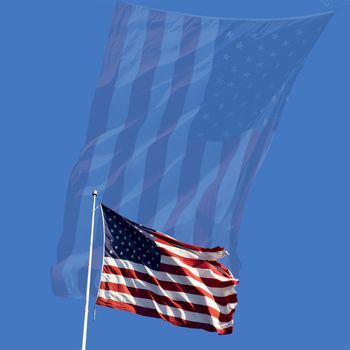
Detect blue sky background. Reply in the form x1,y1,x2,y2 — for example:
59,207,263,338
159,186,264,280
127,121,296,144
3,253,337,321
0,1,348,349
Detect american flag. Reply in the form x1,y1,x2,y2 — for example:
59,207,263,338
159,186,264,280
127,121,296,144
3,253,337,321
51,1,332,298
96,204,238,335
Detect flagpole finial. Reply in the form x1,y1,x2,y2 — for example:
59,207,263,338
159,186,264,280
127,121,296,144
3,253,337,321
92,190,98,196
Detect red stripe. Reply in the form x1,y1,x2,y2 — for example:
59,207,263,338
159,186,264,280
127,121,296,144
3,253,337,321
99,281,234,322
96,296,233,335
152,230,224,253
103,264,237,306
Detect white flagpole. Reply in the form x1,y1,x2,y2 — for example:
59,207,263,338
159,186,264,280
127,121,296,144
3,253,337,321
81,190,98,350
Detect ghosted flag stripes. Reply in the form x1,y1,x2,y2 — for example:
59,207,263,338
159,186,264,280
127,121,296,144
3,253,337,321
51,0,332,298
96,204,238,335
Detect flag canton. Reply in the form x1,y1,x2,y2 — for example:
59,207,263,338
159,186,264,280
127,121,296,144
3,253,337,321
102,205,161,270
191,15,329,142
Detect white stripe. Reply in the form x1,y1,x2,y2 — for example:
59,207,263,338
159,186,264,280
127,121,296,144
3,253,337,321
156,240,226,262
154,18,219,230
209,130,253,249
215,130,254,223
98,289,233,330
173,142,223,243
119,13,184,219
100,273,236,315
103,257,235,298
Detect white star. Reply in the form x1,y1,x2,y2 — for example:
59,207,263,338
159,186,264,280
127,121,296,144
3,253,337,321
203,113,210,120
257,44,264,51
269,52,277,58
236,42,243,49
227,82,235,88
223,53,230,61
296,29,303,36
243,72,251,78
231,66,238,73
272,33,279,40
219,103,224,110
226,31,234,39
282,40,289,47
216,77,224,84
245,56,252,63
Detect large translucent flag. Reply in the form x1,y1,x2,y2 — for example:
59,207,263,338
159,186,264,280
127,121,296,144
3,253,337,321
51,1,332,298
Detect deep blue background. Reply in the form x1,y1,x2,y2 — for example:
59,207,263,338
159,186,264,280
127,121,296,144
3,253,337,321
0,1,348,349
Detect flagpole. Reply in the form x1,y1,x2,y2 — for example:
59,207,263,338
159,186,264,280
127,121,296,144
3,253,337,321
81,190,98,350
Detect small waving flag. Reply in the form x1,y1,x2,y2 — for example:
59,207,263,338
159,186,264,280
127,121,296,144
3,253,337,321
96,204,238,334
